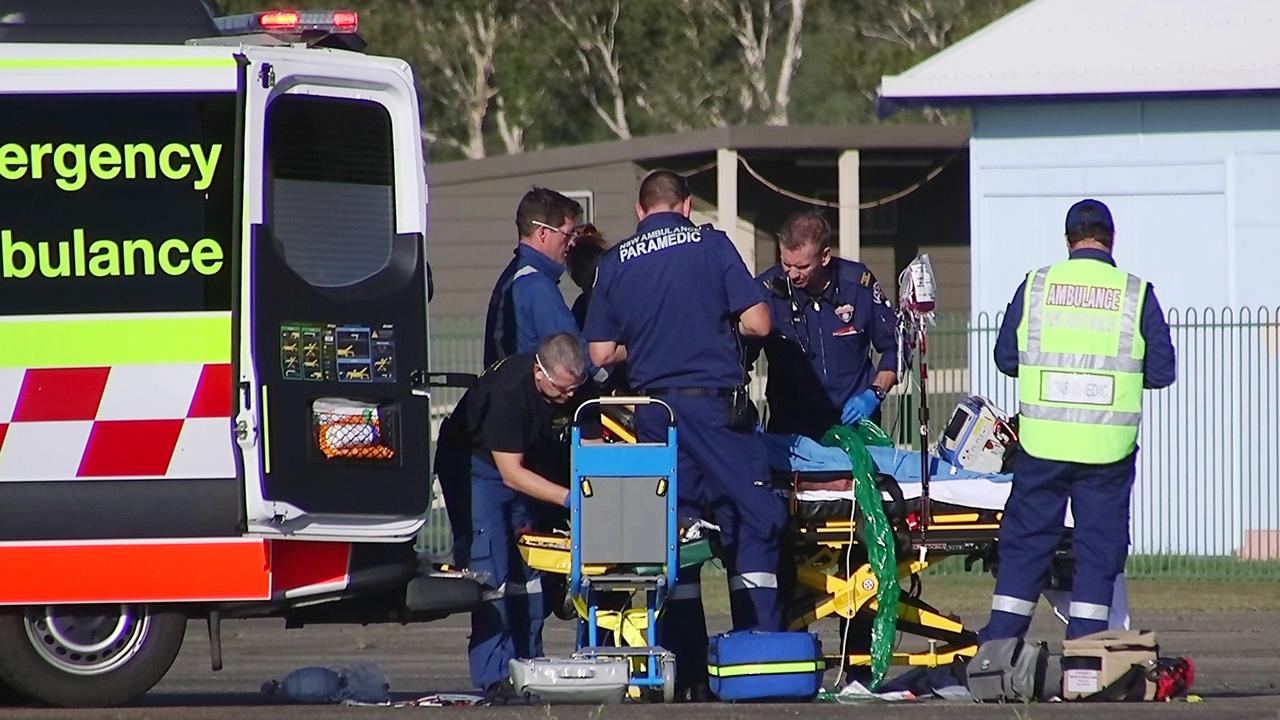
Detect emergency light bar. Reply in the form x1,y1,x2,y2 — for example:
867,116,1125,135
215,9,358,36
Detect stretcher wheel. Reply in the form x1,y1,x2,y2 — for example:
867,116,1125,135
641,655,676,703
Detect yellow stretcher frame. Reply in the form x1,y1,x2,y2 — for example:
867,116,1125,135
520,526,983,671
518,534,662,650
553,407,987,672
788,536,978,670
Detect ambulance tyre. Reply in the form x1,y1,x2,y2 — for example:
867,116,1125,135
0,604,186,707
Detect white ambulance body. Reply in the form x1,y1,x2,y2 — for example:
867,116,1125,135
0,4,466,706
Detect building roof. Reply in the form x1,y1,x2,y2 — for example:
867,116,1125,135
429,123,969,186
879,0,1280,108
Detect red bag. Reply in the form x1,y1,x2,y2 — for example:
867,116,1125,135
1149,657,1195,701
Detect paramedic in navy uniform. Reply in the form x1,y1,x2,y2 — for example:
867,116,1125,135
753,210,899,438
751,210,898,684
979,199,1175,646
484,187,586,365
585,171,787,700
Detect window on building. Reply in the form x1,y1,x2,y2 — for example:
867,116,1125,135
561,190,595,224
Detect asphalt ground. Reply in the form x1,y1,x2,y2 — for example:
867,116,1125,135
1,576,1277,719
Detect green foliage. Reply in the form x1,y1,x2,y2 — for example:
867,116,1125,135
209,0,1030,160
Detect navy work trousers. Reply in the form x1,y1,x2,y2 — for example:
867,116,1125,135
981,449,1136,642
456,456,545,689
636,393,787,687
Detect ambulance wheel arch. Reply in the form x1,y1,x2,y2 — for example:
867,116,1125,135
0,604,186,707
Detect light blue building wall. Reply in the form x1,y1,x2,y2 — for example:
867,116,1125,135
970,96,1280,315
967,96,1280,555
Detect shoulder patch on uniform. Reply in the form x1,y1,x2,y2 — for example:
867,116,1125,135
861,271,872,287
872,281,887,306
483,356,509,377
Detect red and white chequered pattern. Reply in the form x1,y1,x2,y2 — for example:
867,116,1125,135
0,364,234,480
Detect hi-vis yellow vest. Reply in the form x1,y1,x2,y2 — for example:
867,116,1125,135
1015,258,1148,464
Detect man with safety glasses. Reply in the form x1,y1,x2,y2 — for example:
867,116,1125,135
484,187,588,366
443,333,586,700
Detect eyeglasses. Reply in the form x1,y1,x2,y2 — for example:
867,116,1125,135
530,219,579,240
535,354,584,394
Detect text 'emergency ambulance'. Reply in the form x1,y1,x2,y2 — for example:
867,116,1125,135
0,141,222,192
2,229,223,279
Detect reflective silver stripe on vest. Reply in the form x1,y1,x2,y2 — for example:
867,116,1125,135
1024,267,1052,353
729,572,778,592
1022,266,1143,372
1116,273,1143,359
1068,601,1110,621
669,581,702,601
1020,404,1142,427
992,594,1037,616
1018,351,1143,374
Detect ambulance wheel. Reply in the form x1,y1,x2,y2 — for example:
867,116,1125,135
0,604,186,707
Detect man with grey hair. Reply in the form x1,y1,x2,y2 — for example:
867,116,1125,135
437,332,585,698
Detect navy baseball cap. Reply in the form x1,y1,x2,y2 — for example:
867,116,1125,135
1065,199,1114,234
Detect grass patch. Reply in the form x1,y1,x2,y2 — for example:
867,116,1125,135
1124,555,1280,582
695,563,1280,617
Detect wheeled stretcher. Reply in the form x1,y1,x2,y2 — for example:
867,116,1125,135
515,397,685,702
766,434,1016,670
519,404,1065,683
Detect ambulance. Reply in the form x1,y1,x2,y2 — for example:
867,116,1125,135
0,1,473,706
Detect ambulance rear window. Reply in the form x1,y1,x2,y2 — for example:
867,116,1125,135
266,95,395,288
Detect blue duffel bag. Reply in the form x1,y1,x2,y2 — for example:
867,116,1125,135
707,630,825,702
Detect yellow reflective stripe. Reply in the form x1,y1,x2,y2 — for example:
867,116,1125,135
706,661,823,677
261,384,272,475
0,58,235,70
0,314,230,367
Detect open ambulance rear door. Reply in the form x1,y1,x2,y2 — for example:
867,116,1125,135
235,47,433,542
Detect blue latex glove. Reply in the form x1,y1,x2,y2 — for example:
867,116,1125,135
563,491,573,509
840,388,882,426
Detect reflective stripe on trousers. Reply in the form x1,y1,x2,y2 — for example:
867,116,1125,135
480,577,543,602
729,572,778,592
1068,601,1110,622
991,594,1037,616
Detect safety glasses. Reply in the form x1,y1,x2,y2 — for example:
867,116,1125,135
530,219,579,240
534,354,584,394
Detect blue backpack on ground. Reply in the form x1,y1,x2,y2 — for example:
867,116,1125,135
707,631,824,702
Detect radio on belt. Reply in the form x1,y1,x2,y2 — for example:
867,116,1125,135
936,395,1017,474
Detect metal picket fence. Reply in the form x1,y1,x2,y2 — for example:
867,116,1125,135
422,308,1280,580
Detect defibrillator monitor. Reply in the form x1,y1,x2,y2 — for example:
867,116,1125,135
936,395,1013,474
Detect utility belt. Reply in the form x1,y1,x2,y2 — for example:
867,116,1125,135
648,386,735,398
645,386,757,431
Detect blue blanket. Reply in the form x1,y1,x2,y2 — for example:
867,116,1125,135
761,433,1010,484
